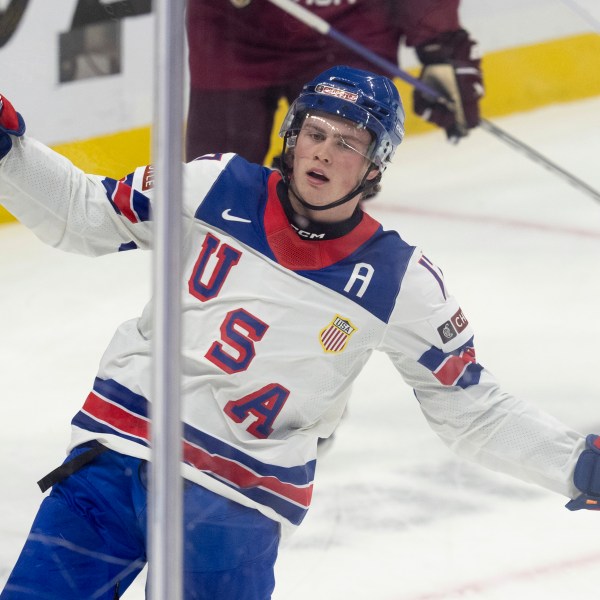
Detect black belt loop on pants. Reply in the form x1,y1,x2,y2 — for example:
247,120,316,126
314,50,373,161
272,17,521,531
37,441,109,493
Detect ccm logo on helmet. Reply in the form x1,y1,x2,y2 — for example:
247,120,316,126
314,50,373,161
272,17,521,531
315,84,359,103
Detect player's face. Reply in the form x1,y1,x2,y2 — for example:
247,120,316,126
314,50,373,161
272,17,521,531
289,112,379,221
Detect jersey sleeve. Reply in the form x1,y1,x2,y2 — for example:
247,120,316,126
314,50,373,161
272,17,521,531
0,136,152,255
380,249,584,498
0,136,235,256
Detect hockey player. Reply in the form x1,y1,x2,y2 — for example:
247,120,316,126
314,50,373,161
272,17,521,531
0,67,599,599
186,0,483,162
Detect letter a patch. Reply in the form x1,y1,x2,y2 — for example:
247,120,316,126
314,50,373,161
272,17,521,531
319,315,357,354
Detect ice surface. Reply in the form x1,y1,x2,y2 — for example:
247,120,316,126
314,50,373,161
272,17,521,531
1,97,599,599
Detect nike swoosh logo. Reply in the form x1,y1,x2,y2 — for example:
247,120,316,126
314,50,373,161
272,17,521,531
222,209,252,223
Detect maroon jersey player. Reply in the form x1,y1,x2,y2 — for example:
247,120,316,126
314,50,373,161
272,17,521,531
186,0,483,163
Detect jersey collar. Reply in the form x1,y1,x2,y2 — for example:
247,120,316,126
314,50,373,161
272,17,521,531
263,171,381,271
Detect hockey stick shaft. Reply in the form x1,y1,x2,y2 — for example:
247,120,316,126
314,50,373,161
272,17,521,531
266,0,442,101
266,0,600,204
558,0,600,35
479,120,600,202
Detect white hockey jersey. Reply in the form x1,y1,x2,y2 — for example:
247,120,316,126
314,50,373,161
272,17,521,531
0,137,584,531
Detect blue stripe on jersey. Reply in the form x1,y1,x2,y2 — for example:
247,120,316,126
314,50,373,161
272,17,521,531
89,378,314,484
101,178,121,215
183,423,316,486
459,364,483,388
122,172,135,186
194,155,413,322
418,337,483,389
205,472,308,526
118,241,138,251
101,178,150,223
296,230,414,323
73,377,315,523
194,155,276,260
418,255,446,299
94,377,149,417
71,410,151,447
131,190,151,222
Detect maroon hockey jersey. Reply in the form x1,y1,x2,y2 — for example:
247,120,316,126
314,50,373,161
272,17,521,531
187,0,460,90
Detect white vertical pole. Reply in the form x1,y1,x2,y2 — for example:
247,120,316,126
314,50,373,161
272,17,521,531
149,0,186,598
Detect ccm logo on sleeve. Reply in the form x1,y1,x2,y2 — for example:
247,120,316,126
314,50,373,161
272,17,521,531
437,308,469,343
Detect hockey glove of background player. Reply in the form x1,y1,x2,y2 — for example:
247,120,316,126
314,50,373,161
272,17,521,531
413,29,484,142
0,94,25,160
566,434,600,511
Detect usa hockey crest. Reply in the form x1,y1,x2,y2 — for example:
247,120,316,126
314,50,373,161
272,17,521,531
319,315,357,354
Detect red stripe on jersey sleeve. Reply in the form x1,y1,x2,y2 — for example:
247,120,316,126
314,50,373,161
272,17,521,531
113,181,139,223
433,351,476,386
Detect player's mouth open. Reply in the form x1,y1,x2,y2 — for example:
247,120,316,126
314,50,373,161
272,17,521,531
307,170,329,183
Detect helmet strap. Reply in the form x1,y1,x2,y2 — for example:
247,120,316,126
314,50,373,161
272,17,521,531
280,136,381,213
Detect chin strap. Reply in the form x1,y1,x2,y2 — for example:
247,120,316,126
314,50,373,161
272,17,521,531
281,140,380,212
288,170,379,212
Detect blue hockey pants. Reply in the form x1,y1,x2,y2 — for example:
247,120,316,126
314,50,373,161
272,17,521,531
0,445,280,599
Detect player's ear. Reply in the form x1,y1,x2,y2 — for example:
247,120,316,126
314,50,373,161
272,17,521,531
366,166,380,181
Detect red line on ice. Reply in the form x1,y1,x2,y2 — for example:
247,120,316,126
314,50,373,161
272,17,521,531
375,205,600,240
399,552,600,600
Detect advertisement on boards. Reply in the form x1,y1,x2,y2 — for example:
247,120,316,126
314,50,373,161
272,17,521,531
1,0,153,145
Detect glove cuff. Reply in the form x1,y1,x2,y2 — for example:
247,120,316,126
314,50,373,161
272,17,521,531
0,95,26,160
565,434,600,511
0,95,26,137
416,29,479,66
574,434,600,493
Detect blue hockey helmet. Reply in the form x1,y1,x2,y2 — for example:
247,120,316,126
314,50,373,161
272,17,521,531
280,65,405,172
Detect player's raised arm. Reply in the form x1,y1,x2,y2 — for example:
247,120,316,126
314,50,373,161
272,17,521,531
0,94,153,255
